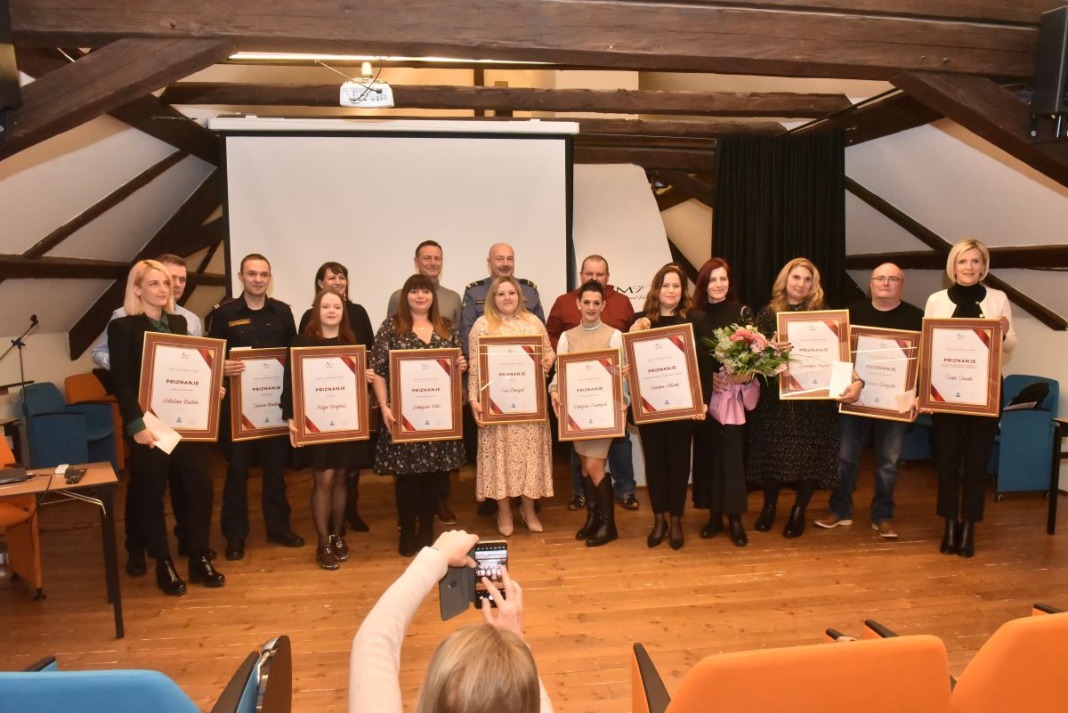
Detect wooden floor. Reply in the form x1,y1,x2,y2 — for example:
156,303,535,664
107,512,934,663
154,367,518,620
2,451,1066,713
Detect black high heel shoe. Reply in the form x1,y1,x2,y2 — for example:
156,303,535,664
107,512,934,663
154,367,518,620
156,558,187,596
939,518,960,555
728,516,748,547
669,516,684,550
754,502,776,532
958,521,975,558
700,512,723,539
647,514,667,548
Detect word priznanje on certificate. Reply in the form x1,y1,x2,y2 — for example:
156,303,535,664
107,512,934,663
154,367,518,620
291,345,370,446
557,348,625,441
390,348,463,443
477,335,547,425
918,318,1003,417
840,326,920,423
229,347,288,441
777,309,850,400
139,332,226,441
622,323,704,424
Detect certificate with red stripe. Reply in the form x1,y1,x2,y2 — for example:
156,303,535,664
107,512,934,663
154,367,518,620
557,348,625,441
777,309,850,400
229,347,288,441
390,348,463,443
476,335,547,425
918,318,1003,417
139,332,225,441
623,323,704,424
291,345,370,446
839,326,920,423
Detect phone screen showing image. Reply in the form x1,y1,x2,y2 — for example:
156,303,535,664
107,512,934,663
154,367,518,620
473,540,508,607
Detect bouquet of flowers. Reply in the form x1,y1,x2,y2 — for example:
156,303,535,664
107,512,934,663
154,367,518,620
701,324,790,425
706,323,790,380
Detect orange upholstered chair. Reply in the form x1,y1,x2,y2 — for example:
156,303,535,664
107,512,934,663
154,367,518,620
65,373,124,471
0,439,44,598
632,634,952,713
949,609,1068,713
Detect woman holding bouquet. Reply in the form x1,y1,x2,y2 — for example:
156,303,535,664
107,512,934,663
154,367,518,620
692,258,756,546
746,258,861,538
630,263,706,550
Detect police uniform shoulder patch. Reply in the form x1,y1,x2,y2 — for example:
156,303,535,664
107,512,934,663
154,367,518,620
518,277,538,290
212,296,238,311
465,280,483,290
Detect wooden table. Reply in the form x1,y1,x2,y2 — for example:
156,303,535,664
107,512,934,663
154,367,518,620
1051,418,1068,535
0,462,124,638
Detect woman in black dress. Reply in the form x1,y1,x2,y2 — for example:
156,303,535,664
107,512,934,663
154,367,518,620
371,274,467,556
746,258,859,538
630,263,706,550
691,258,752,546
109,260,223,595
299,262,376,532
284,289,373,570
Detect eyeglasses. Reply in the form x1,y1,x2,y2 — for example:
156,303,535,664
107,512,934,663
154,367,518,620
871,276,902,284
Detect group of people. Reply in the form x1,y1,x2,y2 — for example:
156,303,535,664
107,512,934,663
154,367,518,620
95,236,1015,595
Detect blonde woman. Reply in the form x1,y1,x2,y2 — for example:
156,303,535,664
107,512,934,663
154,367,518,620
924,239,1016,558
108,260,223,595
469,276,555,536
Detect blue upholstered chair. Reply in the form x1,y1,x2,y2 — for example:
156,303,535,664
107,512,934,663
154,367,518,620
20,382,117,470
1,636,291,713
994,375,1059,497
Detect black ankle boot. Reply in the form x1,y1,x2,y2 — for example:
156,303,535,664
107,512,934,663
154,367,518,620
398,528,418,557
346,504,370,533
126,550,147,577
155,558,187,596
188,554,225,588
586,477,618,547
754,502,776,532
783,505,806,538
669,516,684,550
647,513,667,548
728,516,748,547
701,512,723,538
576,477,600,540
939,518,960,555
958,521,975,558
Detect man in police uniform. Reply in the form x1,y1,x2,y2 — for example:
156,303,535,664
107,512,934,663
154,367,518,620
461,242,544,516
206,253,303,560
459,242,544,357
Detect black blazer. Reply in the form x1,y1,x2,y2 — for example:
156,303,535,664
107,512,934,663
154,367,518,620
107,313,189,432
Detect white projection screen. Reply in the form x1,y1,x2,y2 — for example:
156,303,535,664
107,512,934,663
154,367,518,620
211,118,576,330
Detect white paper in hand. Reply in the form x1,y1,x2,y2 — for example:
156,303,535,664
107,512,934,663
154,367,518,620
143,412,182,454
828,361,854,399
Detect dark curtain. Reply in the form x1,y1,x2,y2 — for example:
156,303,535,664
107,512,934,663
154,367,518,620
712,131,847,312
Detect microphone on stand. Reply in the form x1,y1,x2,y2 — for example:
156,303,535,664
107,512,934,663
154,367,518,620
30,314,38,326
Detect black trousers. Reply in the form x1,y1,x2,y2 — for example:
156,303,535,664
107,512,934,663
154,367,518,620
221,436,292,541
395,471,447,534
931,412,998,522
127,439,213,561
639,420,694,517
700,419,748,516
125,465,188,554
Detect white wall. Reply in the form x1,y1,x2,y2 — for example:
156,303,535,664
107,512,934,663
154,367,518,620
0,331,97,421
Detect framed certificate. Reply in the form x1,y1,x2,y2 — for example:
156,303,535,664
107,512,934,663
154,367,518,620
139,332,225,441
390,348,463,443
918,318,1003,417
556,348,625,441
476,335,547,425
622,323,704,424
777,309,850,400
291,345,370,446
229,348,288,441
839,326,920,423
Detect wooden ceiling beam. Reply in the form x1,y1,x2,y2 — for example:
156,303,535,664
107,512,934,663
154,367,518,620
161,83,853,118
847,246,1068,270
648,170,716,208
846,177,1067,330
9,0,1037,80
23,150,188,259
891,72,1068,189
574,146,714,172
14,47,220,165
0,253,225,283
653,187,692,212
655,0,1052,25
68,171,224,359
794,91,941,144
1,38,233,161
